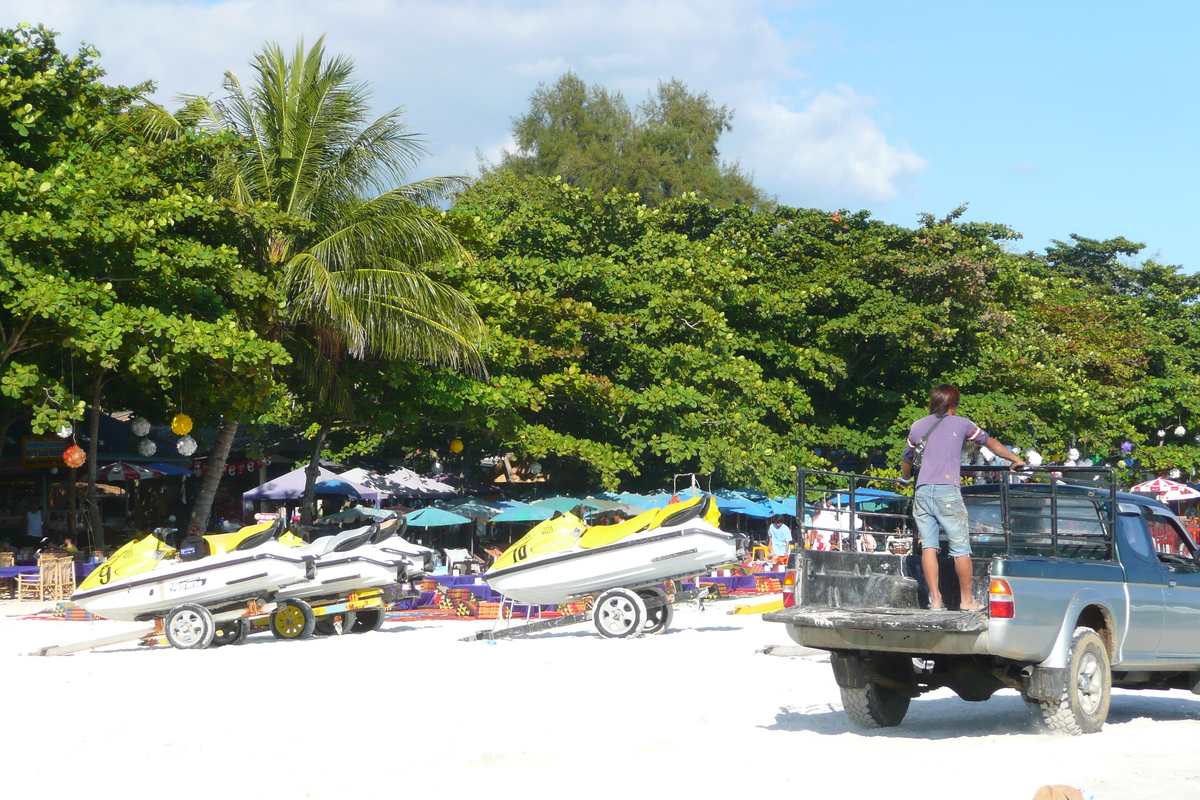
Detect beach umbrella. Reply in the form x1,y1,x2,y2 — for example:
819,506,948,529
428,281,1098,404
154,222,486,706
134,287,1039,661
440,499,505,518
639,493,676,509
489,504,556,523
145,462,194,476
338,468,408,498
531,496,601,514
1130,477,1190,495
313,478,363,499
1160,485,1200,502
314,506,397,526
715,496,771,519
404,507,471,527
99,462,159,481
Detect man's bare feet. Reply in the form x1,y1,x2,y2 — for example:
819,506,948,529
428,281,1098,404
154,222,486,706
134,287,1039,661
959,599,984,612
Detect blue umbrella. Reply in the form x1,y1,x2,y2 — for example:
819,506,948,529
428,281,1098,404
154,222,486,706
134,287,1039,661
490,504,556,523
404,507,471,527
715,496,771,518
314,479,363,499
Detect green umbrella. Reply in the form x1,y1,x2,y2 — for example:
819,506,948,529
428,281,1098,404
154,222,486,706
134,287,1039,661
490,504,556,523
404,507,471,527
531,496,601,514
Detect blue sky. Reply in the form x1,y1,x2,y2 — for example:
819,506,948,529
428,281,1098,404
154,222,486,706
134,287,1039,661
5,0,1197,269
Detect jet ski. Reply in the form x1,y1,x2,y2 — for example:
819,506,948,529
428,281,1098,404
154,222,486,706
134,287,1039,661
73,520,316,623
274,519,419,604
483,495,741,605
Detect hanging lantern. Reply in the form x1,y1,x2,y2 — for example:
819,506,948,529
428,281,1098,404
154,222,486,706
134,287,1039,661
63,445,86,468
1121,441,1134,453
56,423,73,439
1026,450,1043,467
1158,429,1167,439
1176,425,1187,437
449,439,464,454
130,417,151,437
137,438,157,457
171,413,193,436
176,435,198,456
1170,468,1182,479
1067,447,1081,462
528,461,543,475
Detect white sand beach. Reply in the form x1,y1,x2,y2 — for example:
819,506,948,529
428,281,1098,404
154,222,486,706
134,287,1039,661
1,598,1196,800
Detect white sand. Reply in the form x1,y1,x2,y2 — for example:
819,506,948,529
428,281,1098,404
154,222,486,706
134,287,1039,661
2,597,1198,799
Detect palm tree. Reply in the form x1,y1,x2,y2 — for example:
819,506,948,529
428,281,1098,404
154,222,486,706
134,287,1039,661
143,38,484,530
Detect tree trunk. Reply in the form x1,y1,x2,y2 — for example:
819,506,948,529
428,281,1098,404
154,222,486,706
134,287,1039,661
188,419,239,534
298,422,332,527
85,375,105,551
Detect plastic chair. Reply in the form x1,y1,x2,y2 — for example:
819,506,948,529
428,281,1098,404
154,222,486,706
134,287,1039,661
750,545,769,562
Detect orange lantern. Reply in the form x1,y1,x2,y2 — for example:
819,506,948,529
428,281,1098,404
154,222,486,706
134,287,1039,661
449,439,464,454
63,445,86,468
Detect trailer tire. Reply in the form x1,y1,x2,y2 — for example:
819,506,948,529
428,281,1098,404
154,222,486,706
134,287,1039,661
315,611,357,636
351,608,386,633
271,599,315,640
164,604,216,650
593,588,646,638
1038,627,1110,735
210,618,249,647
638,588,674,635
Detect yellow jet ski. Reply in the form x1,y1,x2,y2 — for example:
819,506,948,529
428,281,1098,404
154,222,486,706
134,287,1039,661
73,520,316,624
483,495,741,606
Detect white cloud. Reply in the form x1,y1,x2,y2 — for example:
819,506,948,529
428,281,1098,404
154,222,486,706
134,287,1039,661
3,0,923,207
741,87,927,205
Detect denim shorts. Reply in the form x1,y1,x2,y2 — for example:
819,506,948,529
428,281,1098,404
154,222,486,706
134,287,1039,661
913,484,971,557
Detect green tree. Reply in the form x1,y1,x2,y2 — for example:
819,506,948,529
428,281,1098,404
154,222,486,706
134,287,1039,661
494,72,769,209
159,38,485,526
0,25,289,546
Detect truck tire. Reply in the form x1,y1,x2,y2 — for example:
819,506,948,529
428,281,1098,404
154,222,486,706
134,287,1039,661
1038,626,1111,735
841,681,911,729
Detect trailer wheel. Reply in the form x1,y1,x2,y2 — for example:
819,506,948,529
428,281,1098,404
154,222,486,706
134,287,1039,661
351,608,385,633
271,599,315,640
638,588,674,635
315,611,357,636
210,618,250,647
1038,627,1111,734
164,604,216,650
593,588,646,638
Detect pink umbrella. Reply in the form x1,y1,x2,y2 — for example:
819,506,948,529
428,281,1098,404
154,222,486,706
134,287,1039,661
1130,477,1189,494
99,462,159,482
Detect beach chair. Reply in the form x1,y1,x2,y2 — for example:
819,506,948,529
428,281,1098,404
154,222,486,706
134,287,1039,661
55,556,76,600
15,556,57,601
444,548,484,575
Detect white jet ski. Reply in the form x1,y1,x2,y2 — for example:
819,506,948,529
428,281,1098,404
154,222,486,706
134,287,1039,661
274,521,417,603
73,521,316,622
483,495,741,605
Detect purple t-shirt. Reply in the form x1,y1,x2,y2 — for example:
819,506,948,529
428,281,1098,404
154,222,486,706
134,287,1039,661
903,414,989,486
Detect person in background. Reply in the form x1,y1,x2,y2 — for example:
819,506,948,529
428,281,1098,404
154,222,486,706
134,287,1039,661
62,537,78,553
177,524,208,561
26,503,43,544
768,515,793,561
901,383,1024,611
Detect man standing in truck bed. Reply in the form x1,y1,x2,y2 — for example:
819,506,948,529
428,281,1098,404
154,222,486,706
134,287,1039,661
901,384,1024,611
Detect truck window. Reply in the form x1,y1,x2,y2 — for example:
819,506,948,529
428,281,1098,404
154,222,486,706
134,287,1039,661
1118,514,1157,563
1146,514,1196,561
964,494,1109,559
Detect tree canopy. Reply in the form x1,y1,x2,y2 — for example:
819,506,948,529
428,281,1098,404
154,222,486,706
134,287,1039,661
493,72,769,210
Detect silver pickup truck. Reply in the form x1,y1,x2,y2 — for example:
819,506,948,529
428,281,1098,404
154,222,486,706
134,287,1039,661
764,467,1200,734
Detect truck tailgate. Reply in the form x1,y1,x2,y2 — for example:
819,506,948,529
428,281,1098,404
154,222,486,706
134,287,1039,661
765,606,988,632
764,606,990,654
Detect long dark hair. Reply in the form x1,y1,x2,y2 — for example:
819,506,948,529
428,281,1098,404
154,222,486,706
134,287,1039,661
929,384,960,417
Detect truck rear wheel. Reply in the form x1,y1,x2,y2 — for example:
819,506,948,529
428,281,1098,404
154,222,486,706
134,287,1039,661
1038,626,1111,734
841,681,911,729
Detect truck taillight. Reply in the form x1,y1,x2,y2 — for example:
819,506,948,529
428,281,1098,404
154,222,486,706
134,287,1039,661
989,578,1014,619
782,571,796,608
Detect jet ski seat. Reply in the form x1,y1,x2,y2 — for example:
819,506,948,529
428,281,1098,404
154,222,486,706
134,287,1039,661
235,530,277,551
333,528,376,552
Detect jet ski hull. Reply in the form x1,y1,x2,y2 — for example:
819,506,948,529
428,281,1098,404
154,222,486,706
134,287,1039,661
484,525,738,605
273,548,403,602
72,543,313,622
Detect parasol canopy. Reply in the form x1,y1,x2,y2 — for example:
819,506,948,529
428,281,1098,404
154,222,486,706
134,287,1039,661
489,503,556,523
531,496,601,514
404,507,470,527
1130,477,1191,495
98,462,159,481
